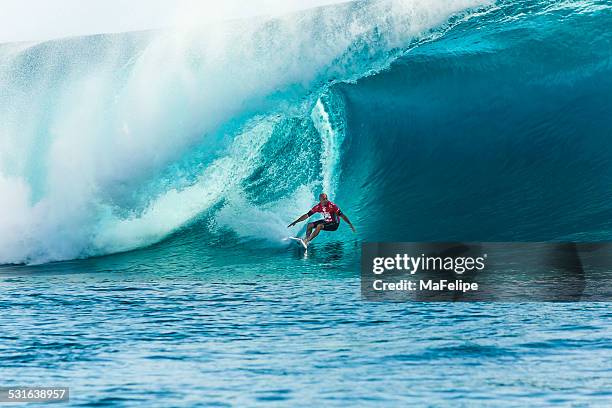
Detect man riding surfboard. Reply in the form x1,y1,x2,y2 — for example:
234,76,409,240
288,193,356,247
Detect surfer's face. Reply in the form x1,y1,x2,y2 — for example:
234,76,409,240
319,194,328,205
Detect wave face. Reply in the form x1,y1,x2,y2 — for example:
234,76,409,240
337,0,612,242
0,0,610,264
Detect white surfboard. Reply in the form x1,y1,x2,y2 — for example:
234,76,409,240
288,236,308,249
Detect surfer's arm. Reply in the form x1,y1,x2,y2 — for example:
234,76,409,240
288,213,309,228
339,213,356,232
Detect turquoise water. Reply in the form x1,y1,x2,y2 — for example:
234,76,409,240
1,0,612,405
2,254,611,406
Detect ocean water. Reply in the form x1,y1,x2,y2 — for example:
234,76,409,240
1,0,612,406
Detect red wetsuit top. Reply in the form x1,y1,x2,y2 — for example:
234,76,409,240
308,201,342,223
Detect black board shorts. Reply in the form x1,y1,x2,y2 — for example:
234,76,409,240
312,219,340,231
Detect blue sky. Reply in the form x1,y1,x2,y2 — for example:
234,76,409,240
1,0,348,43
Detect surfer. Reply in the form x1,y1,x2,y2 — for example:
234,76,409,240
288,193,356,246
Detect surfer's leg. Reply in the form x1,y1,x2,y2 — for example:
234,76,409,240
306,220,324,240
307,224,325,243
306,222,315,239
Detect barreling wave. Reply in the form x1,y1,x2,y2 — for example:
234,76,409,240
0,0,489,264
1,0,611,265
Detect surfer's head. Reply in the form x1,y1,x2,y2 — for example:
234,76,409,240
319,193,329,205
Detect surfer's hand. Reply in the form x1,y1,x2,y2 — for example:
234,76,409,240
288,222,295,228
350,225,356,233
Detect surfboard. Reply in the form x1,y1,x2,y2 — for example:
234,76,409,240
289,236,308,249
